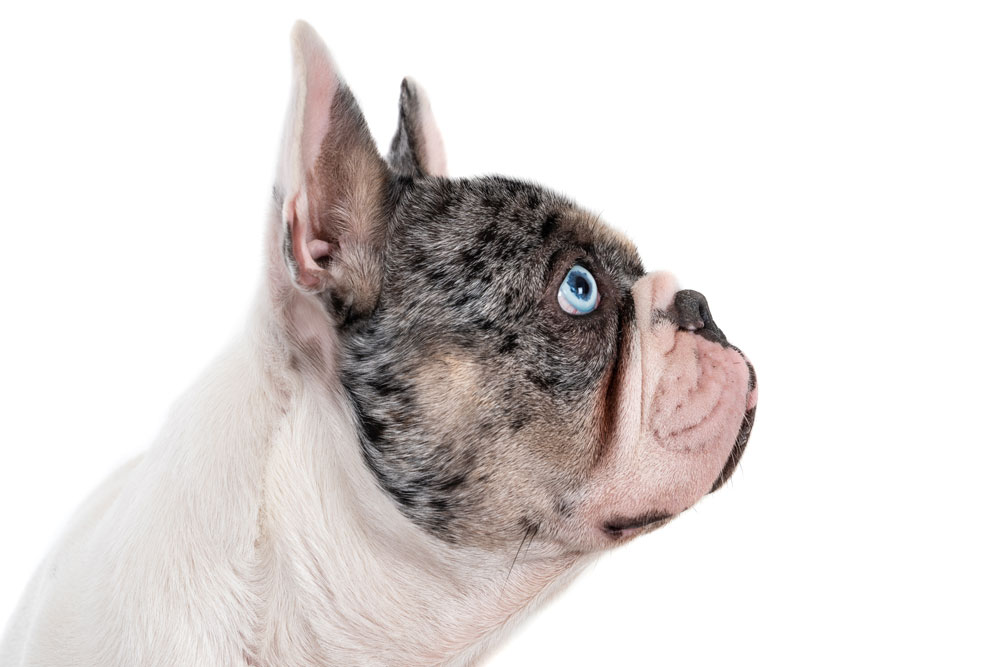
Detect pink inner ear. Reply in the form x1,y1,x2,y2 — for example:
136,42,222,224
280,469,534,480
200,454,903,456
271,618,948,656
285,192,324,290
307,239,331,260
413,81,447,177
295,22,339,174
302,56,335,170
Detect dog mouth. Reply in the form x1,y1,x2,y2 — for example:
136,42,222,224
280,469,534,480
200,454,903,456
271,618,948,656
709,358,757,493
587,343,756,546
602,511,675,539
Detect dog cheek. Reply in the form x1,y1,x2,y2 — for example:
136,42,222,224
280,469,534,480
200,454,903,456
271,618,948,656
410,354,610,548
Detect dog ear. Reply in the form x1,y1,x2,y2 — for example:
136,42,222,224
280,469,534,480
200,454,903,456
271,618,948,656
275,21,389,321
387,78,447,178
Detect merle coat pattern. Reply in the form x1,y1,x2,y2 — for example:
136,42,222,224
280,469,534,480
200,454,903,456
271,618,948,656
0,22,756,666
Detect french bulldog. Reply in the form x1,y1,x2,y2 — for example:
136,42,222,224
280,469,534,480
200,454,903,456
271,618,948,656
0,21,757,667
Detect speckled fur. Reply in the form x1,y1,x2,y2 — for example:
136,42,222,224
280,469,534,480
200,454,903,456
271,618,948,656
339,175,644,545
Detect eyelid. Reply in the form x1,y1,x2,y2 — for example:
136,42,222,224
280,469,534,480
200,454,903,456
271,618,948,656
545,248,593,283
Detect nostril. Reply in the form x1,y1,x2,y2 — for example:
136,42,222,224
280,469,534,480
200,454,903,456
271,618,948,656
667,289,729,347
668,290,711,330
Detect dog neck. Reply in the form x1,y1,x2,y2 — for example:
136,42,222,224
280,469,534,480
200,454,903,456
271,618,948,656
220,292,585,665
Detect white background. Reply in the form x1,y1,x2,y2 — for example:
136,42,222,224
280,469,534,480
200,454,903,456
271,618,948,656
1,1,998,665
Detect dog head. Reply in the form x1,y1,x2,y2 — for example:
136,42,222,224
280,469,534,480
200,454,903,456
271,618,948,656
271,22,756,555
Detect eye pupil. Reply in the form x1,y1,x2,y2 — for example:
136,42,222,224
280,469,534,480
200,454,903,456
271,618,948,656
570,274,589,297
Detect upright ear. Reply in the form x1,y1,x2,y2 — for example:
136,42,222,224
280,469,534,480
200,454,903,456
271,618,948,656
276,21,389,320
387,78,447,178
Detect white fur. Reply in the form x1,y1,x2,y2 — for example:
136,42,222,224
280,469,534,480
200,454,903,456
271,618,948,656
0,292,588,666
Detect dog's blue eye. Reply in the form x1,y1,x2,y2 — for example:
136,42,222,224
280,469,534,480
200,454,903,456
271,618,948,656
558,265,600,315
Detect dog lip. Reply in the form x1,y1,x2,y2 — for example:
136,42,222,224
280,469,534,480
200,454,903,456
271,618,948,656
708,355,756,493
709,404,756,493
602,511,675,539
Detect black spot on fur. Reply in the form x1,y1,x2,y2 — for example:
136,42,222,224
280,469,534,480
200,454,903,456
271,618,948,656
498,334,518,354
540,212,559,238
477,225,498,245
438,473,467,492
509,412,530,432
526,370,554,392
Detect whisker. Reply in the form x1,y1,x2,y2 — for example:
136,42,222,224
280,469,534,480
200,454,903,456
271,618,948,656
502,524,532,597
523,525,538,562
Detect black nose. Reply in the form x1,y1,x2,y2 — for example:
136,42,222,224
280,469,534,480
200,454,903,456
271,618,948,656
668,289,728,346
